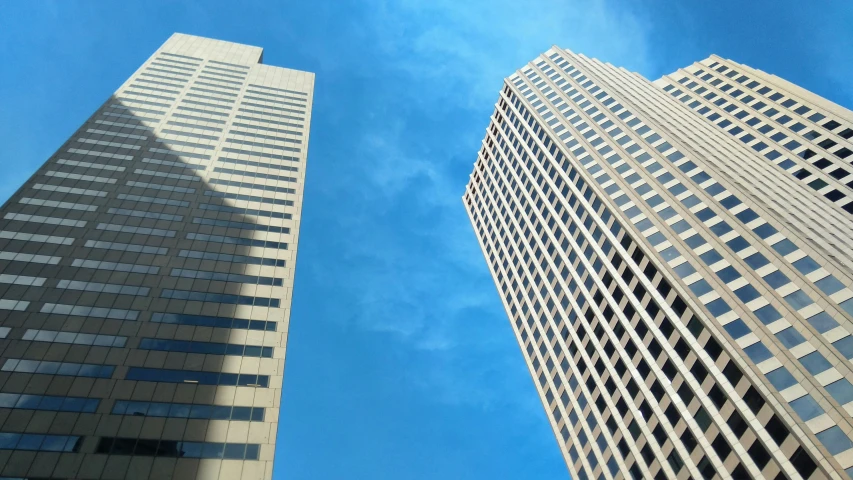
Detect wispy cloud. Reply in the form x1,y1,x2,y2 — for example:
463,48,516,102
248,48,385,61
296,0,654,412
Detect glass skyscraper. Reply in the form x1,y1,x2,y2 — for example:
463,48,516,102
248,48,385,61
464,47,853,479
0,33,312,479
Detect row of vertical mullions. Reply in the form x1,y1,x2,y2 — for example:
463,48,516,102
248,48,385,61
623,54,853,273
468,134,633,480
672,63,853,211
496,92,717,480
540,50,820,478
546,51,826,477
20,52,282,326
486,89,700,480
709,59,853,156
516,52,796,476
595,47,853,426
478,140,669,480
524,52,736,464
587,54,853,380
138,52,295,263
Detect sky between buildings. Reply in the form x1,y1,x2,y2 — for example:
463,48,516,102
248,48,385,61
1,1,852,478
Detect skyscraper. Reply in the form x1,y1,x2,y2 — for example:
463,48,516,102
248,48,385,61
0,34,312,479
463,47,853,479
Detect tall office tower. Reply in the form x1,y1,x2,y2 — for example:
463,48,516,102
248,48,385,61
0,34,312,479
463,47,853,480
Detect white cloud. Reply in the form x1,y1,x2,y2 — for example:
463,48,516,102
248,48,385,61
371,0,654,105
300,0,654,411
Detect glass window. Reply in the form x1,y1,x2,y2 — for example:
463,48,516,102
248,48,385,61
752,223,778,238
743,342,773,363
771,239,797,256
709,221,733,236
790,446,818,478
766,367,797,390
685,234,707,249
807,311,839,333
716,266,741,282
834,336,853,359
826,379,853,405
734,284,761,303
726,236,750,252
694,407,712,431
815,276,845,296
747,442,771,470
784,290,814,310
776,327,806,348
792,256,820,275
763,270,790,289
764,415,790,446
674,262,695,278
705,298,731,316
224,443,247,459
723,319,750,339
16,435,46,451
744,253,770,270
700,249,724,265
816,427,853,455
789,394,824,421
799,352,832,374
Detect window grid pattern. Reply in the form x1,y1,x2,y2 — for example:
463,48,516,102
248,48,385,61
461,47,852,479
0,34,313,479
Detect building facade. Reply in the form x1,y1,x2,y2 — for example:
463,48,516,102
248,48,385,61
0,34,312,479
463,48,853,479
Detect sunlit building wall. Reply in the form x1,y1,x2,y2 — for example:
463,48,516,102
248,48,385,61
464,47,853,479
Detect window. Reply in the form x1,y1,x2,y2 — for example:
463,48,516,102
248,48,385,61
764,415,789,445
41,303,139,321
96,437,260,460
0,393,99,413
806,311,839,333
747,441,771,469
835,337,853,359
694,407,712,431
170,268,283,286
743,342,773,363
126,367,269,387
1,359,113,378
186,232,288,250
716,265,741,282
727,411,748,437
763,270,790,289
789,394,823,421
823,120,841,131
113,401,264,421
825,379,853,405
161,289,280,308
151,312,276,331
783,290,813,310
799,352,831,374
705,298,732,316
815,275,844,295
0,434,81,453
775,327,805,348
22,329,127,348
138,338,273,358
790,447,817,478
744,253,770,269
56,280,149,296
724,319,750,338
816,426,853,455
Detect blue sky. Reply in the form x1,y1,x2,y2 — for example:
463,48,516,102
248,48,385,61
1,1,852,478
